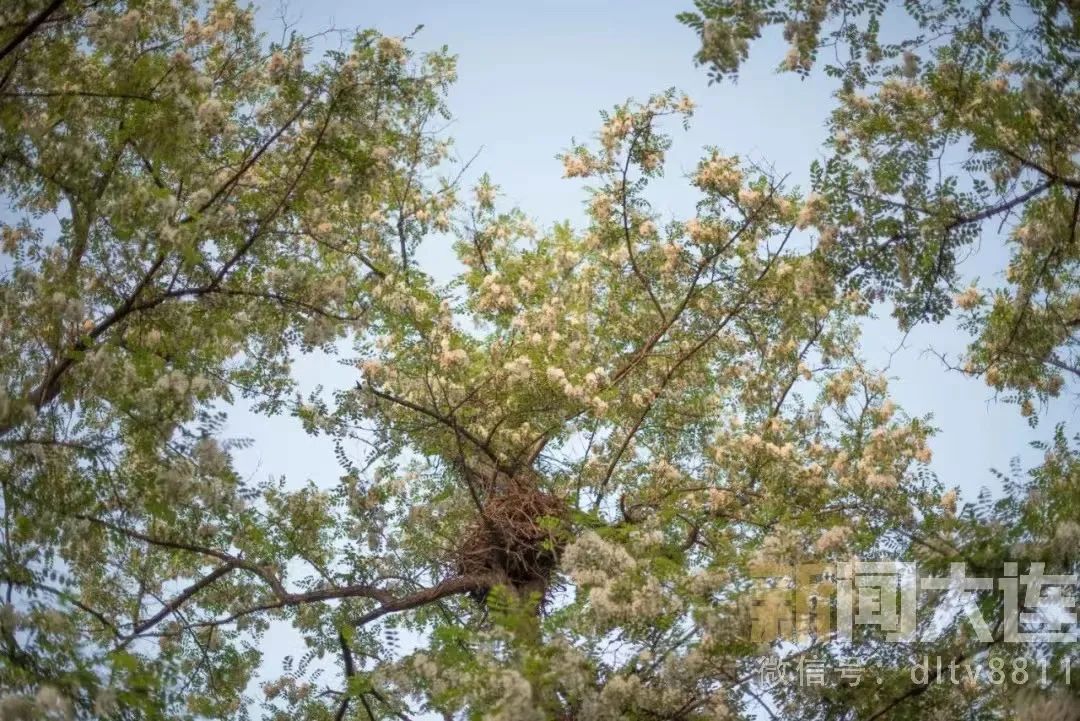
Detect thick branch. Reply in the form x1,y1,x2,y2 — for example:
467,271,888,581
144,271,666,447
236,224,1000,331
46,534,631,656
0,0,66,64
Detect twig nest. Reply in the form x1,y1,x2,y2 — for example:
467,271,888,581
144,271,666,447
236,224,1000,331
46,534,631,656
455,478,569,604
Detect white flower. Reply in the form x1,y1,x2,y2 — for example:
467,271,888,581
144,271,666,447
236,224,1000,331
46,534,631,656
640,150,663,171
796,192,826,229
267,51,288,78
814,525,851,552
118,9,142,38
600,115,633,148
196,98,224,128
867,473,897,489
737,188,762,207
695,153,742,194
436,338,468,369
783,47,801,71
35,685,71,718
474,182,496,209
504,355,533,382
684,217,704,241
562,154,591,178
93,688,118,716
377,36,406,61
562,531,636,585
940,488,958,516
954,286,983,310
360,359,383,377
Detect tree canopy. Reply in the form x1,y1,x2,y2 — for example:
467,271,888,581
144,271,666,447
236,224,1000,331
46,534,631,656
681,0,1080,413
0,1,1077,720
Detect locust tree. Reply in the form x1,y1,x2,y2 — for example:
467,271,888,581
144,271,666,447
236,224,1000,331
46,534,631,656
679,0,1080,718
0,1,1071,721
680,0,1080,414
0,0,458,716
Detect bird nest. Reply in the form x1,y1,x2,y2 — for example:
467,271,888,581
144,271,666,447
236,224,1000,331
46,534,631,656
455,481,569,604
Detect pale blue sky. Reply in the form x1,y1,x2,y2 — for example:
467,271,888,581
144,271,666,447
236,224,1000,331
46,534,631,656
234,0,1074,509
0,3,1068,716
225,1,1076,711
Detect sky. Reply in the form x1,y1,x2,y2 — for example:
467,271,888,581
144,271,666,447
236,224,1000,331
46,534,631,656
224,1,1077,708
0,3,1069,717
233,0,1074,512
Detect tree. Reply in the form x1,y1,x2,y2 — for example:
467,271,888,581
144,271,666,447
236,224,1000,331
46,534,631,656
679,0,1080,416
678,0,1080,718
0,0,458,716
0,2,1074,721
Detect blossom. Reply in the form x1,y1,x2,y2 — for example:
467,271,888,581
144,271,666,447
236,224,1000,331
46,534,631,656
782,46,801,71
796,192,826,229
940,488,958,516
118,9,142,38
562,154,591,178
600,115,633,149
825,374,853,403
474,179,497,209
684,217,704,241
902,50,919,78
590,193,613,219
377,36,406,61
35,686,71,718
503,355,532,382
737,187,762,207
867,472,897,489
437,339,468,369
196,98,224,129
815,525,851,552
546,367,567,384
706,487,732,511
182,17,202,46
361,359,383,377
954,286,983,310
267,51,288,78
640,150,663,171
561,531,636,586
694,153,742,194
483,669,542,721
